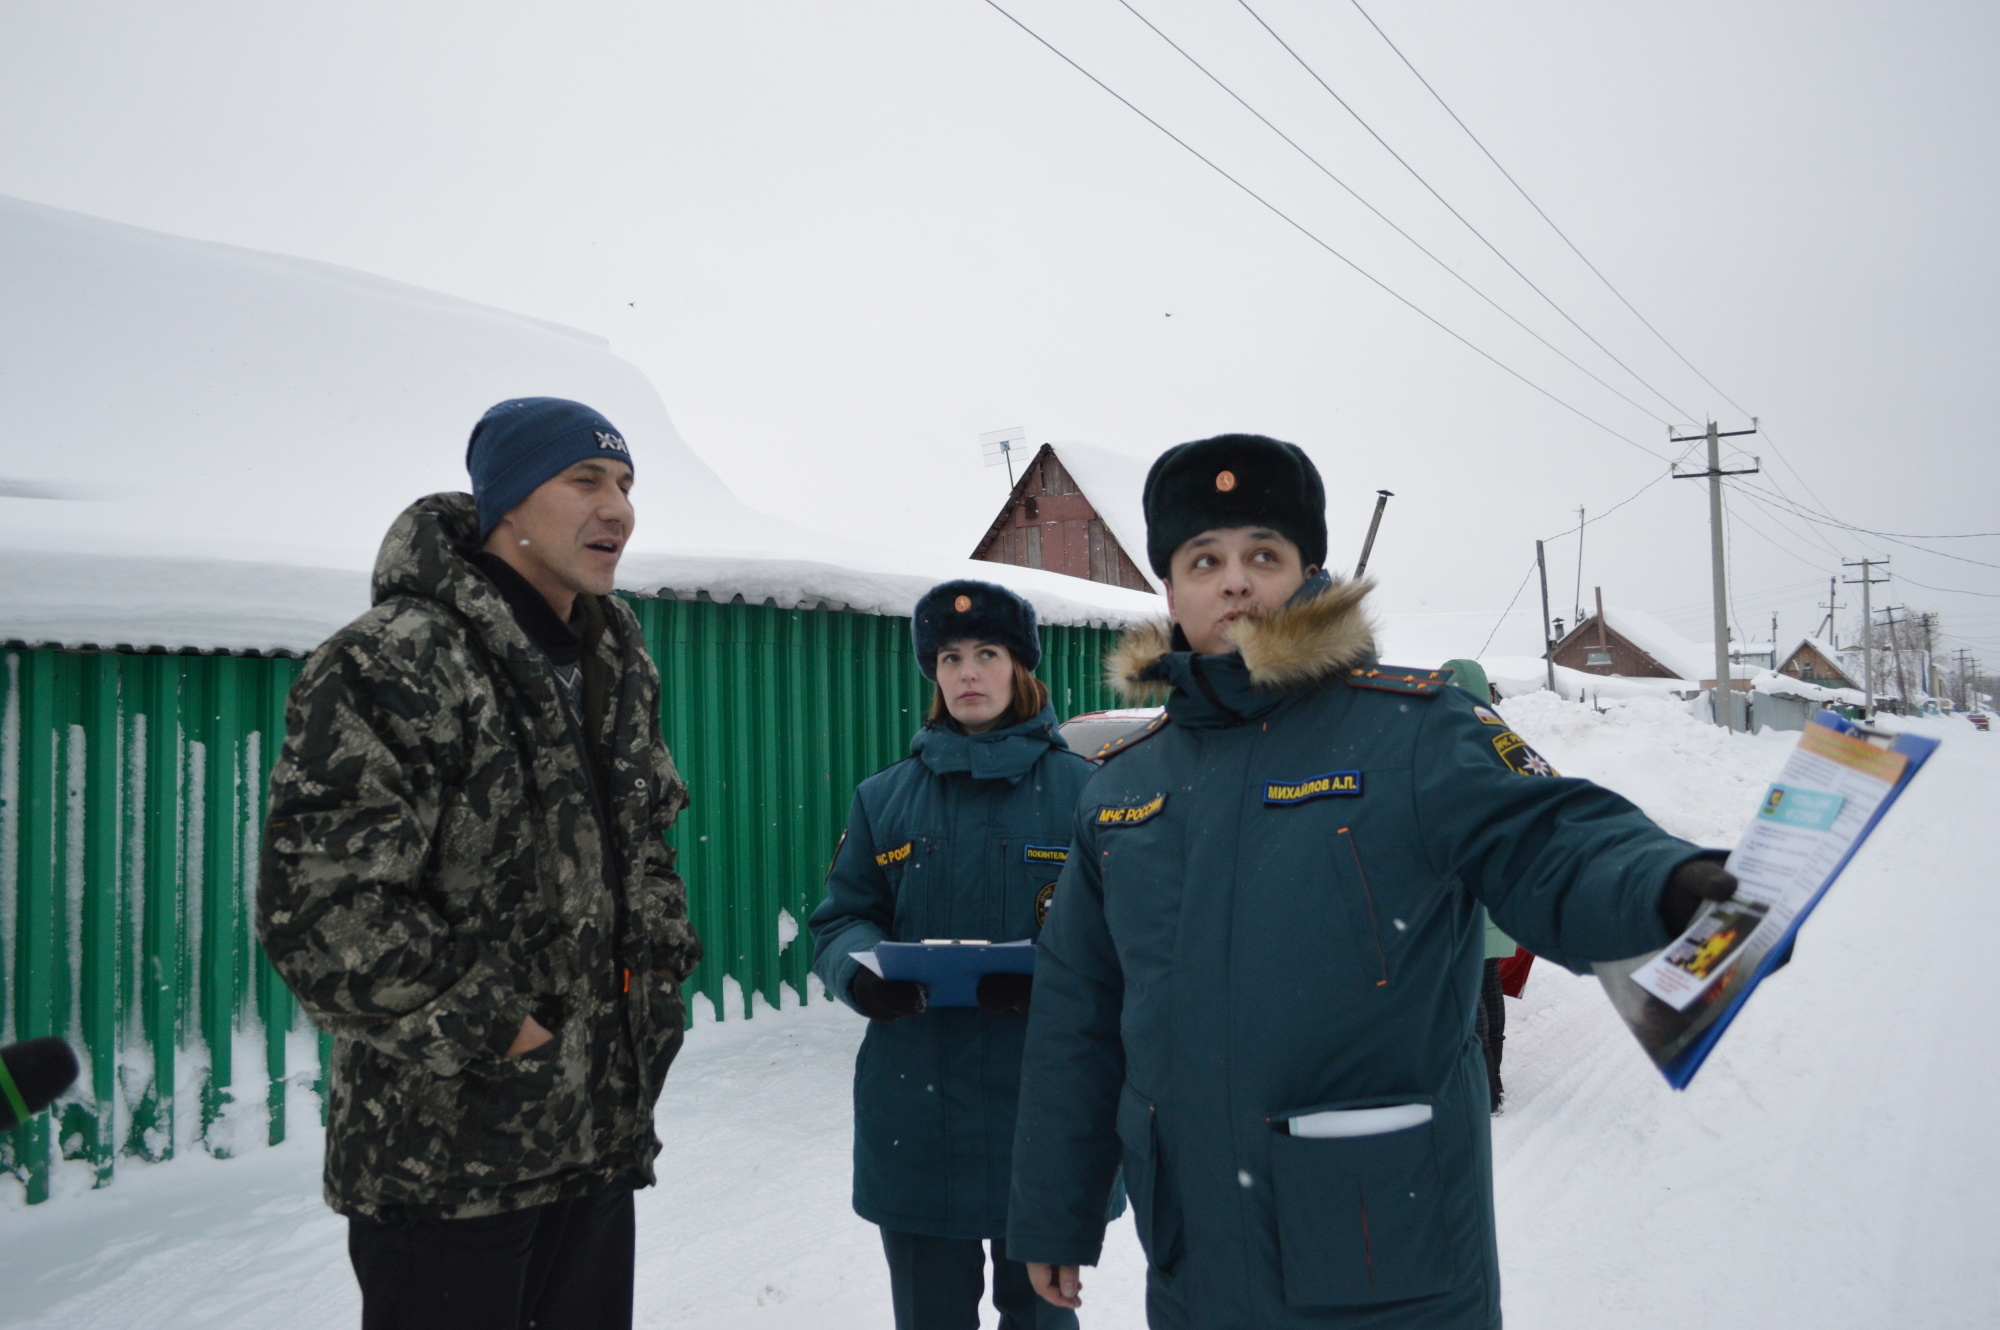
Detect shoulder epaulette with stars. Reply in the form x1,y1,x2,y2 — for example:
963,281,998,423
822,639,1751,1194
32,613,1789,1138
1343,664,1453,697
1095,712,1170,762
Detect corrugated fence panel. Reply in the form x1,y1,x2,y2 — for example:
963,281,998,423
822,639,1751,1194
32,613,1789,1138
1,599,1122,1202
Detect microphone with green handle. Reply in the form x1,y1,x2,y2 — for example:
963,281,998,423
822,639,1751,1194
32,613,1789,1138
0,1038,80,1130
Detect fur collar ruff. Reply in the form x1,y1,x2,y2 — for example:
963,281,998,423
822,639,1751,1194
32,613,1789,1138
1105,577,1376,705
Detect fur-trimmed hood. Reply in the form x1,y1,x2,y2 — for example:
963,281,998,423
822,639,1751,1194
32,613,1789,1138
1105,575,1377,705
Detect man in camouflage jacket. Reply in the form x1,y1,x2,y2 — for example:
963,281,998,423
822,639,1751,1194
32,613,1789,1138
259,398,701,1329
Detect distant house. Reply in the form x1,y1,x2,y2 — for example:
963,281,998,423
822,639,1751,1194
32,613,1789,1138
971,442,1158,594
1548,593,1755,690
1777,638,1860,690
1548,597,1695,681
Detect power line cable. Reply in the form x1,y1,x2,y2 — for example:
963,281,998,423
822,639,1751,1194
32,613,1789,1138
1737,481,2000,569
1889,571,2000,601
1726,488,1834,574
1736,474,2000,542
1478,558,1539,657
1727,483,1850,563
1651,574,1831,621
1727,489,2000,602
1744,423,1865,535
1345,0,1753,422
1477,463,1684,657
1542,464,1678,542
1110,0,1680,428
1337,4,1955,547
977,0,1673,463
1235,0,1699,422
1339,0,1926,541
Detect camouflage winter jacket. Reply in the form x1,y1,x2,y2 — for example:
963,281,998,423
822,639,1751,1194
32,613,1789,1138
258,492,702,1220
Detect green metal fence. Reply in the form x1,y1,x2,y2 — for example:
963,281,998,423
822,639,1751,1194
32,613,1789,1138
1,596,1123,1203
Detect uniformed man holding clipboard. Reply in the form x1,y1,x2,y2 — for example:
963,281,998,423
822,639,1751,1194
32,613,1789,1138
1005,435,1739,1329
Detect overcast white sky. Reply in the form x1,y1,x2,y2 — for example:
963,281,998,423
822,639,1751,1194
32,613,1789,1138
3,0,1995,665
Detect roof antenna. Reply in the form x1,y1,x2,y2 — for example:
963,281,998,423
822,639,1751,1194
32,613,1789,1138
979,427,1027,488
1353,490,1394,578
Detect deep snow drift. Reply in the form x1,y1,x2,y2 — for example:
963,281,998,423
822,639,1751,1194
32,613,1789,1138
0,196,1158,654
3,697,1993,1329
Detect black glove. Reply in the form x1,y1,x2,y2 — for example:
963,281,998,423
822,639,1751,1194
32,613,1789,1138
1659,858,1738,935
850,966,927,1022
976,971,1034,1015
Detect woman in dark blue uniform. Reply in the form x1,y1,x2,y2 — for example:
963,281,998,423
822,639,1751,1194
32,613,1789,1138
809,579,1096,1330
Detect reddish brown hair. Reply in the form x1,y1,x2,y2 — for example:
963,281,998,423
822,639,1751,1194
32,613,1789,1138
927,656,1050,730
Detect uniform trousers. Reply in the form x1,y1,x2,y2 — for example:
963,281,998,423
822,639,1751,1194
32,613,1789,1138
347,1183,635,1330
880,1228,1079,1330
1473,956,1507,1107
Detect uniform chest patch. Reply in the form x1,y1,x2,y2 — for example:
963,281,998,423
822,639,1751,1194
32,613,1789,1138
875,840,913,867
1024,844,1070,866
1263,771,1364,805
1035,882,1055,927
1096,793,1166,826
1492,731,1560,778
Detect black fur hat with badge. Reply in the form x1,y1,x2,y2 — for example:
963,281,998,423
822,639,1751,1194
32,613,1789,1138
1141,433,1328,578
911,579,1042,680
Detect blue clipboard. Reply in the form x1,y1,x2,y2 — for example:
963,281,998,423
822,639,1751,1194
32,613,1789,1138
873,940,1036,1008
1654,713,1938,1087
1595,711,1939,1089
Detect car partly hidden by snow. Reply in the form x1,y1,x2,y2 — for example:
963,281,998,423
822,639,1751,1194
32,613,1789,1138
1057,708,1164,762
1970,713,1991,731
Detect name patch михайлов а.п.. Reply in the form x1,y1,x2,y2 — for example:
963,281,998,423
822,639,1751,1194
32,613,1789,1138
1263,771,1364,805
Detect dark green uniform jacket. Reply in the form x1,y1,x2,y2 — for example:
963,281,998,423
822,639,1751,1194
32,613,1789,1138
809,706,1091,1239
1006,577,1706,1328
259,493,702,1220
1440,658,1519,963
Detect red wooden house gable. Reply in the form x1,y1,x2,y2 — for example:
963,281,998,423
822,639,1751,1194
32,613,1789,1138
970,444,1154,593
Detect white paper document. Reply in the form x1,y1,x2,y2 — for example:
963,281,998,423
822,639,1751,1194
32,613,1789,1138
1631,723,1908,1011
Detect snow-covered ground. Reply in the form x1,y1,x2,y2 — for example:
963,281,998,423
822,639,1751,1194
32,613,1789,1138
4,699,1994,1328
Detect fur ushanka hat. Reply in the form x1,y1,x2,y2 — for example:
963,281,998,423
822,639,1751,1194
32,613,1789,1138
911,579,1041,680
1141,433,1328,578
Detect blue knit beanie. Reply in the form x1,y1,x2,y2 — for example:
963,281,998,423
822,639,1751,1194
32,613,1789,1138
465,398,634,540
912,580,1041,680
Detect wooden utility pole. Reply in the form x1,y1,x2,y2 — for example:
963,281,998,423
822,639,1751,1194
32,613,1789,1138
1672,421,1760,729
1921,612,1941,699
1816,576,1843,646
1573,505,1586,626
1879,606,1913,714
1843,558,1890,716
1536,539,1556,695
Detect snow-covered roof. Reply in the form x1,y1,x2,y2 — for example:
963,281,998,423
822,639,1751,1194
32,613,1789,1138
1588,606,1716,682
1777,636,1859,688
1042,440,1162,592
1752,670,1864,707
0,196,1157,653
1478,656,1699,703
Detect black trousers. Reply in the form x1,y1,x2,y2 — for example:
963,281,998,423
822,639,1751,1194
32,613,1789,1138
880,1228,1079,1330
347,1184,635,1330
1473,956,1507,1106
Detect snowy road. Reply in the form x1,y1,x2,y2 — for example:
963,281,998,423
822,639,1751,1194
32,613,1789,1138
3,703,1994,1328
